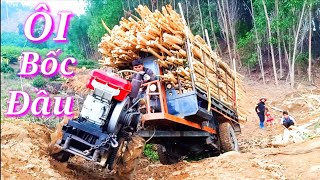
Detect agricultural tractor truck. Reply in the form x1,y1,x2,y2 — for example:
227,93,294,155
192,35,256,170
49,56,241,174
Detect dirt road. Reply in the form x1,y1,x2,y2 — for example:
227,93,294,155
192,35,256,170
1,79,319,180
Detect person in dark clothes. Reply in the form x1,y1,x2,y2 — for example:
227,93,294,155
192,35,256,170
280,111,296,129
131,59,156,83
131,59,156,113
255,97,267,129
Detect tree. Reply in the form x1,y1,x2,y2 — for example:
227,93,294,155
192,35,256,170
308,2,313,83
262,0,278,86
275,0,283,78
86,0,123,47
68,15,93,59
250,0,265,84
217,0,233,65
290,1,307,88
207,0,222,55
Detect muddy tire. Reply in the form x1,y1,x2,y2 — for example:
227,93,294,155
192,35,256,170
219,122,239,152
116,136,145,179
51,151,71,162
107,138,125,170
157,145,179,165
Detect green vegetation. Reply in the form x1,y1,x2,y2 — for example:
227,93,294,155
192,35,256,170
144,144,159,162
32,75,47,88
296,53,309,66
1,62,14,73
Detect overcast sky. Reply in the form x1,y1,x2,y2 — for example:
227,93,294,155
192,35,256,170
6,0,86,15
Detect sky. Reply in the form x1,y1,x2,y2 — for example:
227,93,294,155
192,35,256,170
6,0,86,15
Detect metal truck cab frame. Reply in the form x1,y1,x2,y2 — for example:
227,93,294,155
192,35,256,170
139,56,240,135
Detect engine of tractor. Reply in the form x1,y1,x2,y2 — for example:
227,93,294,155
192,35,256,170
51,69,143,169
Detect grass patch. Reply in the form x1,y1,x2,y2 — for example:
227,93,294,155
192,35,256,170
32,75,47,88
1,72,34,122
143,144,159,162
78,59,99,69
1,62,14,73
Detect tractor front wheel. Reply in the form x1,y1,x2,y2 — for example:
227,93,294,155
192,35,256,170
51,151,71,162
115,135,145,179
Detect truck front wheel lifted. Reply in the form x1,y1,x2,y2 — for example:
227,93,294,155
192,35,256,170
219,122,239,153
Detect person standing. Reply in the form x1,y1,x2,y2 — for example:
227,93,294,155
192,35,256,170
255,97,267,129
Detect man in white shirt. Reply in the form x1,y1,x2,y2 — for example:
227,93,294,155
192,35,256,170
280,111,296,128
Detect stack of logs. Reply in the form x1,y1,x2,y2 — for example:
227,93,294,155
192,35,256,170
98,4,248,121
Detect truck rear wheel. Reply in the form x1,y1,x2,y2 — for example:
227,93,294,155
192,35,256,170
157,145,179,165
219,122,239,152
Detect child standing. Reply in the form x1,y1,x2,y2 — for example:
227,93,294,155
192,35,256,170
265,108,275,127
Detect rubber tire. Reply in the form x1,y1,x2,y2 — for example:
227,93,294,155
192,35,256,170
157,145,179,165
107,138,125,170
116,136,145,179
51,151,71,162
219,122,239,152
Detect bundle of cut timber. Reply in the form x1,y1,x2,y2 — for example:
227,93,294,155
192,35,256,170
98,4,248,121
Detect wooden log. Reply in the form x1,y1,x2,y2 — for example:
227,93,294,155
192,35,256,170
155,60,169,68
191,46,202,59
167,57,184,65
179,49,187,57
152,41,174,56
171,44,182,50
163,33,184,45
147,47,164,60
176,66,190,78
98,4,247,115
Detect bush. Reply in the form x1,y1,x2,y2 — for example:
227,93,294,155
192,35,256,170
143,144,159,162
32,76,47,88
1,62,14,73
296,53,309,66
77,59,98,69
49,74,61,81
3,71,18,80
1,46,49,64
1,32,26,47
244,53,258,68
0,46,76,64
1,46,22,64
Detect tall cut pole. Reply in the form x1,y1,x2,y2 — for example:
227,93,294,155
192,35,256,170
178,3,196,91
204,29,213,111
232,58,237,112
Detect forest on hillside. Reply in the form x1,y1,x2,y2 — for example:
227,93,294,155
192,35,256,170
1,0,320,87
